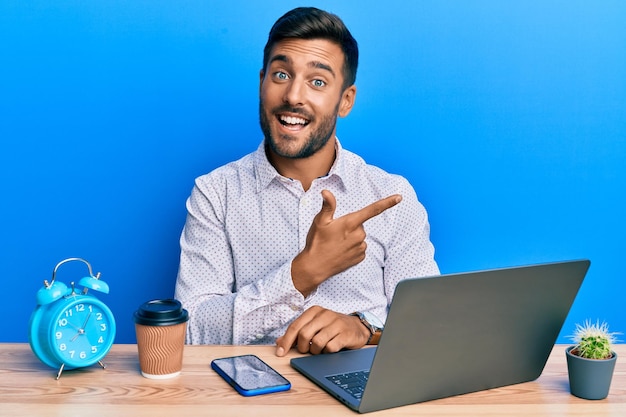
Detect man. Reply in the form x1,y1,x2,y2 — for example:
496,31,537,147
174,7,439,357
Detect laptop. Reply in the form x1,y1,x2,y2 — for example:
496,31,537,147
290,259,590,413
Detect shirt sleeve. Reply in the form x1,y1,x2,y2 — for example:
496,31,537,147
174,180,305,345
381,177,440,310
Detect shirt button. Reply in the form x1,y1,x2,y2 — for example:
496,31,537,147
290,304,300,311
256,334,264,339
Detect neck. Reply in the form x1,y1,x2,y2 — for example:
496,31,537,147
267,138,336,191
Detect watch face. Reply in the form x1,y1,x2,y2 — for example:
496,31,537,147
362,311,384,330
50,297,116,368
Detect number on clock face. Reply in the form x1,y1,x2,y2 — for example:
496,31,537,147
53,301,113,363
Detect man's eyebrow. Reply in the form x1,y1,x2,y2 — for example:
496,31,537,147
309,61,335,78
268,54,336,78
269,54,290,66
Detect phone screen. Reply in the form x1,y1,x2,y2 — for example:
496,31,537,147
211,354,291,396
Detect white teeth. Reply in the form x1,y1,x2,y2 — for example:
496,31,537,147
280,115,307,125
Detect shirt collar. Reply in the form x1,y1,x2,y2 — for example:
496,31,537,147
253,138,348,192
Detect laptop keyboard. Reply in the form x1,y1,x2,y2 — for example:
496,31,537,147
326,370,370,400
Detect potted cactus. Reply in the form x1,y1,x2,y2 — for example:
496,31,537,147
565,319,620,400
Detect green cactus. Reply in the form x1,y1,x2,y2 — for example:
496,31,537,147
570,320,620,360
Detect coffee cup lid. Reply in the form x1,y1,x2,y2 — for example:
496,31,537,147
133,299,189,326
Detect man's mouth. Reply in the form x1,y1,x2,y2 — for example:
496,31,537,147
278,114,310,129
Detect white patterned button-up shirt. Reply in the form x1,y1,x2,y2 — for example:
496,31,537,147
174,139,439,345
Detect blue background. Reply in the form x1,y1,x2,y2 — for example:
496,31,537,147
1,1,624,344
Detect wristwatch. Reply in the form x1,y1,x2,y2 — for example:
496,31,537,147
351,311,384,345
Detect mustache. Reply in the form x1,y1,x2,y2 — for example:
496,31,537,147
271,104,314,121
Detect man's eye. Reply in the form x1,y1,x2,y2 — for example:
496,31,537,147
274,71,289,80
312,79,326,88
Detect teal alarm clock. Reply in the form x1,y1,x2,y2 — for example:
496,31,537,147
28,258,116,379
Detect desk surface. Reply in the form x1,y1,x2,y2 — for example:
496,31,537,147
1,343,624,416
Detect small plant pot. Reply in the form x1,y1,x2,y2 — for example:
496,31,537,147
565,345,617,400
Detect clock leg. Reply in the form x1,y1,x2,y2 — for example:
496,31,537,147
98,360,107,370
56,363,65,380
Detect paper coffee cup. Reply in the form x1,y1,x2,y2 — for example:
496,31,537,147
133,299,189,379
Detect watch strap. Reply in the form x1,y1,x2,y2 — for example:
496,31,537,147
367,328,382,345
351,312,383,345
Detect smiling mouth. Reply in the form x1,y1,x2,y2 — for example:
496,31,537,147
278,114,310,130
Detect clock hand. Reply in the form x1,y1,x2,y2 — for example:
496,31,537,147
69,312,92,342
80,312,92,330
70,329,84,342
65,321,82,332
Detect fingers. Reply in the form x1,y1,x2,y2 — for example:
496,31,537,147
274,337,289,357
275,307,370,357
348,194,402,226
290,191,402,299
316,189,337,224
276,307,320,357
317,191,402,228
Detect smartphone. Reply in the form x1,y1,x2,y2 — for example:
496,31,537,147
211,354,291,396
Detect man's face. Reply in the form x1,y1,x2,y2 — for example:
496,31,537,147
259,38,356,159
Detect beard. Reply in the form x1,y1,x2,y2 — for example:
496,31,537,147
259,100,339,159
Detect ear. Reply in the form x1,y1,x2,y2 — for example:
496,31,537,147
338,85,357,118
259,69,265,94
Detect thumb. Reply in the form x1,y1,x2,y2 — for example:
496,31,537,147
317,190,337,224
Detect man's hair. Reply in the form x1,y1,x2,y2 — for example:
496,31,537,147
262,7,359,89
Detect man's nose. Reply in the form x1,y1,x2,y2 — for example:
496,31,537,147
283,79,305,106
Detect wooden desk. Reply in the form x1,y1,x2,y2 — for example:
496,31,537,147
1,343,624,416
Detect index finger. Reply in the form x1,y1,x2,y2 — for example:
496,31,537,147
275,308,319,356
348,194,402,226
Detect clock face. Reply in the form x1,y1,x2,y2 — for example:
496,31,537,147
49,297,116,368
